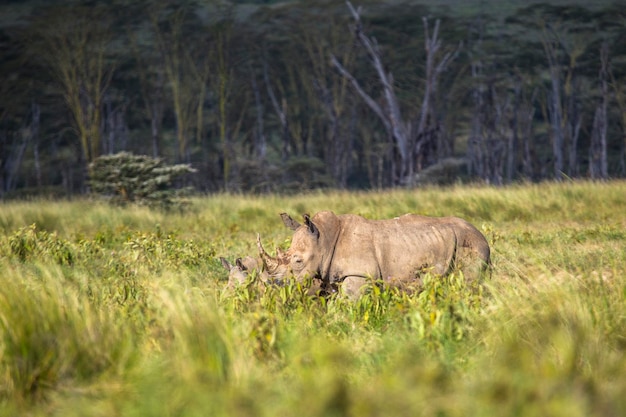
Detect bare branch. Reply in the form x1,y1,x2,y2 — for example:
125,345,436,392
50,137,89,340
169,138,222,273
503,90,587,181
329,54,389,132
341,1,409,165
263,60,286,128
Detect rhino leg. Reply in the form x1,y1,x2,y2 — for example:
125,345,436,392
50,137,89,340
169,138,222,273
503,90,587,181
458,257,491,284
305,278,324,296
455,243,491,283
340,276,368,300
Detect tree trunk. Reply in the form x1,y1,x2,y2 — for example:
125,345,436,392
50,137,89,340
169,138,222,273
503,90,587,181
332,2,457,186
542,32,565,180
599,41,609,179
508,80,522,183
608,46,626,176
520,89,537,180
590,43,610,180
414,18,459,176
264,60,291,162
251,70,267,161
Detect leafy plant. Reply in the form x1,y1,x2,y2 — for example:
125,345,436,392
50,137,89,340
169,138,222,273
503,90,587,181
88,152,196,208
8,224,75,265
0,181,625,416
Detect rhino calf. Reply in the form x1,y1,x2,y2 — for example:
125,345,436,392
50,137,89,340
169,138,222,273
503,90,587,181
258,211,491,298
219,256,268,289
219,254,328,296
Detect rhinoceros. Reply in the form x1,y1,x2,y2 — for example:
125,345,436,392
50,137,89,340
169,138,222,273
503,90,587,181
219,256,267,289
257,211,491,298
219,253,329,296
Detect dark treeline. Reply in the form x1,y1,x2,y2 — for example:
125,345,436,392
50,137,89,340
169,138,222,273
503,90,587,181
1,0,625,197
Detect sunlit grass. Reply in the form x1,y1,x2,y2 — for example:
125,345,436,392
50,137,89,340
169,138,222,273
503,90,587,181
0,180,625,416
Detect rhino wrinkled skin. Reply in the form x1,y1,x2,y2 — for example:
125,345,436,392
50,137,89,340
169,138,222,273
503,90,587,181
258,211,491,298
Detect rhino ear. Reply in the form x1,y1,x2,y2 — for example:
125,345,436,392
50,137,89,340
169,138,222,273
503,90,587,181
303,214,320,238
280,213,301,231
220,257,233,271
235,258,247,271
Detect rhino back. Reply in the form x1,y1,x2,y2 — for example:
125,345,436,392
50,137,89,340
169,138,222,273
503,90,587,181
329,214,460,282
396,214,490,279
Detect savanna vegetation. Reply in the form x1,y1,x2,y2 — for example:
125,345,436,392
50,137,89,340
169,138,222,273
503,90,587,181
1,180,625,416
1,0,626,198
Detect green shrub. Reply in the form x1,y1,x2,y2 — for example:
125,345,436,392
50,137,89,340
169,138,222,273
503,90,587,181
8,224,74,265
88,152,196,208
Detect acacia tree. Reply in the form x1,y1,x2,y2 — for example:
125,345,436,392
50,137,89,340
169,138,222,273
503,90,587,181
507,4,604,181
300,8,357,188
589,41,610,179
151,7,193,162
331,1,458,186
213,25,249,191
610,50,626,175
263,47,317,162
0,102,40,195
466,16,538,185
539,13,594,180
544,29,585,179
0,28,36,196
129,27,165,158
30,4,114,166
514,78,539,181
150,3,227,166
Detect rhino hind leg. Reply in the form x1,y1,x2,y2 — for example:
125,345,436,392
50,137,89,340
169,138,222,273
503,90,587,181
454,247,491,284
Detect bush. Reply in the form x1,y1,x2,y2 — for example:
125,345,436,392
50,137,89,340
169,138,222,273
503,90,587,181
88,152,196,208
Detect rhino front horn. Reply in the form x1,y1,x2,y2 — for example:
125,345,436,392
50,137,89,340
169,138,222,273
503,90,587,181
257,234,279,272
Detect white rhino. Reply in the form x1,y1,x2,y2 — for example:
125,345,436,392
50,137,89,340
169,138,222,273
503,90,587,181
257,211,491,298
219,256,268,289
219,254,329,296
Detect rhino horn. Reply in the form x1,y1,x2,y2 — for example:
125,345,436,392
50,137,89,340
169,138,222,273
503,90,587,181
257,234,280,272
303,214,319,238
280,213,301,231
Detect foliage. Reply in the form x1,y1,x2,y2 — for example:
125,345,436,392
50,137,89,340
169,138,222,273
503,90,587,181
234,157,335,193
1,0,625,197
0,181,625,415
88,152,196,208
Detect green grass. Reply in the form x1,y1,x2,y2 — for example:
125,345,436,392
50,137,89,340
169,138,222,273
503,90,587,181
1,180,625,416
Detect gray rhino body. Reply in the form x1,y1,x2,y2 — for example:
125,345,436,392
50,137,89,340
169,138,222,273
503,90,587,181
259,211,491,297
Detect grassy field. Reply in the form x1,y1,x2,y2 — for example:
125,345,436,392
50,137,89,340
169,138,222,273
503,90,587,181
1,181,625,416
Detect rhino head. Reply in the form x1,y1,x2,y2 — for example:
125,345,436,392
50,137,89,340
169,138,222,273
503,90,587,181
258,212,340,285
220,256,248,287
220,255,268,288
256,234,290,282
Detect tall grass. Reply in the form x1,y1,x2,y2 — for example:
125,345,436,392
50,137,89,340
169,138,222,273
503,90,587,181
0,180,625,416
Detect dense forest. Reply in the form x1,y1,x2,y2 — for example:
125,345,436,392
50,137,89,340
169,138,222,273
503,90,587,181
1,0,625,197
